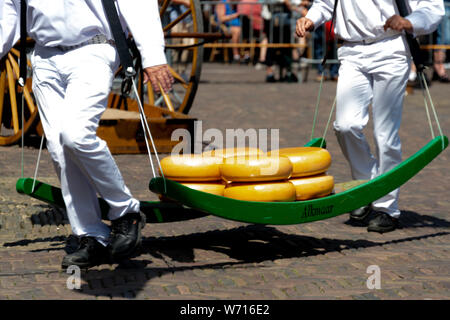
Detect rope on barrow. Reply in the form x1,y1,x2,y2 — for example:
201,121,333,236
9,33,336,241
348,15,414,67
20,89,24,178
320,96,337,149
31,133,45,193
418,74,435,139
310,74,325,141
130,77,167,193
309,73,337,149
311,0,338,143
419,71,445,150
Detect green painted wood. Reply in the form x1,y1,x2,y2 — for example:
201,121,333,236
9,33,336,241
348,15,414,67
149,136,448,225
304,137,326,148
16,178,66,209
16,178,208,223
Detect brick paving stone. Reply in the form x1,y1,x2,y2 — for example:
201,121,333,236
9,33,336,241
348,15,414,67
0,63,449,300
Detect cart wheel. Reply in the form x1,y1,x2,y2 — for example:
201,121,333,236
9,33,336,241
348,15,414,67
0,48,38,146
158,0,204,114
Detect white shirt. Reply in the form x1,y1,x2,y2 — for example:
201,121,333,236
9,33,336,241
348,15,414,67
0,0,167,68
306,0,445,42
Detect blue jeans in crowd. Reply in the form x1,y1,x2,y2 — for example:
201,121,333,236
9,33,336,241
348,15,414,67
313,25,339,78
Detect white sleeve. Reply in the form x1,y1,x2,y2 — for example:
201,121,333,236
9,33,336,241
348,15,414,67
116,0,167,68
305,0,335,29
405,0,445,36
0,0,20,59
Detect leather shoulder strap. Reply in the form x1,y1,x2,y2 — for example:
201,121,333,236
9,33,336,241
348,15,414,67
101,0,136,77
321,0,339,66
394,0,425,71
19,0,27,86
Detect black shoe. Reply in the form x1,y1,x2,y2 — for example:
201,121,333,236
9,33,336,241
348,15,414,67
283,72,298,83
266,74,276,83
242,55,251,64
432,71,450,83
349,204,372,221
109,211,146,260
61,236,110,269
367,211,399,233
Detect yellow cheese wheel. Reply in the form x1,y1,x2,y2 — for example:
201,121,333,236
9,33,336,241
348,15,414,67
180,182,226,196
220,155,293,182
160,155,223,181
224,181,296,202
203,147,264,158
268,147,331,177
290,174,334,200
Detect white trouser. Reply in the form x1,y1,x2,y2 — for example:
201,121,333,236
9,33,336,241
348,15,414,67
333,35,411,218
31,43,140,245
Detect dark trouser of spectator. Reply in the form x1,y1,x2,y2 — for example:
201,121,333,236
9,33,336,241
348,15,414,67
263,16,298,82
313,25,338,81
432,2,449,82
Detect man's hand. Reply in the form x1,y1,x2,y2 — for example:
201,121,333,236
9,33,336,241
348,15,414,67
143,64,174,93
384,15,413,33
296,17,314,38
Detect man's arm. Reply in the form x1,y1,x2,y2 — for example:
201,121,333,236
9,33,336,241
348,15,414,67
0,0,20,59
296,0,334,37
117,0,173,93
404,0,445,35
384,0,445,35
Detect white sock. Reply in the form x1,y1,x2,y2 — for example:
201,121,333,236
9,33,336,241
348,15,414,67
409,71,417,81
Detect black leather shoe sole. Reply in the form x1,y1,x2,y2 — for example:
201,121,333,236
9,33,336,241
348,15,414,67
61,256,110,270
367,222,398,233
349,205,372,221
61,248,111,269
110,212,146,261
367,213,399,234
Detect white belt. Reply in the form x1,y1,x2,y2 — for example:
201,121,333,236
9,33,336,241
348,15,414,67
343,32,401,45
56,34,116,52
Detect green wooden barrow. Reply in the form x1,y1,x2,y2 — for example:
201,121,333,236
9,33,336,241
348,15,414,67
16,136,448,225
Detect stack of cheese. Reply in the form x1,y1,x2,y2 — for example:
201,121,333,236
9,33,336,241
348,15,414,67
268,147,334,201
219,149,296,202
159,146,334,202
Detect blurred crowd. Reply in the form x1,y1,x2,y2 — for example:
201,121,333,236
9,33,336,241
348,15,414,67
171,0,450,84
203,0,318,82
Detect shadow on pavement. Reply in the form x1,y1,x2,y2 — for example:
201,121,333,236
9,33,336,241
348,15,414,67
71,221,448,298
344,209,450,229
2,209,448,298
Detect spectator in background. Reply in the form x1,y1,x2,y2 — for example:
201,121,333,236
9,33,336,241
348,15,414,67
263,0,298,82
238,0,263,64
216,0,243,63
294,0,338,81
166,0,193,65
313,21,339,81
288,0,310,73
255,4,272,73
432,0,450,82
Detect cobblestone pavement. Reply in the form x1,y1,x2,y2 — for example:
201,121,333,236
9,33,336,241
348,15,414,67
0,63,449,300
